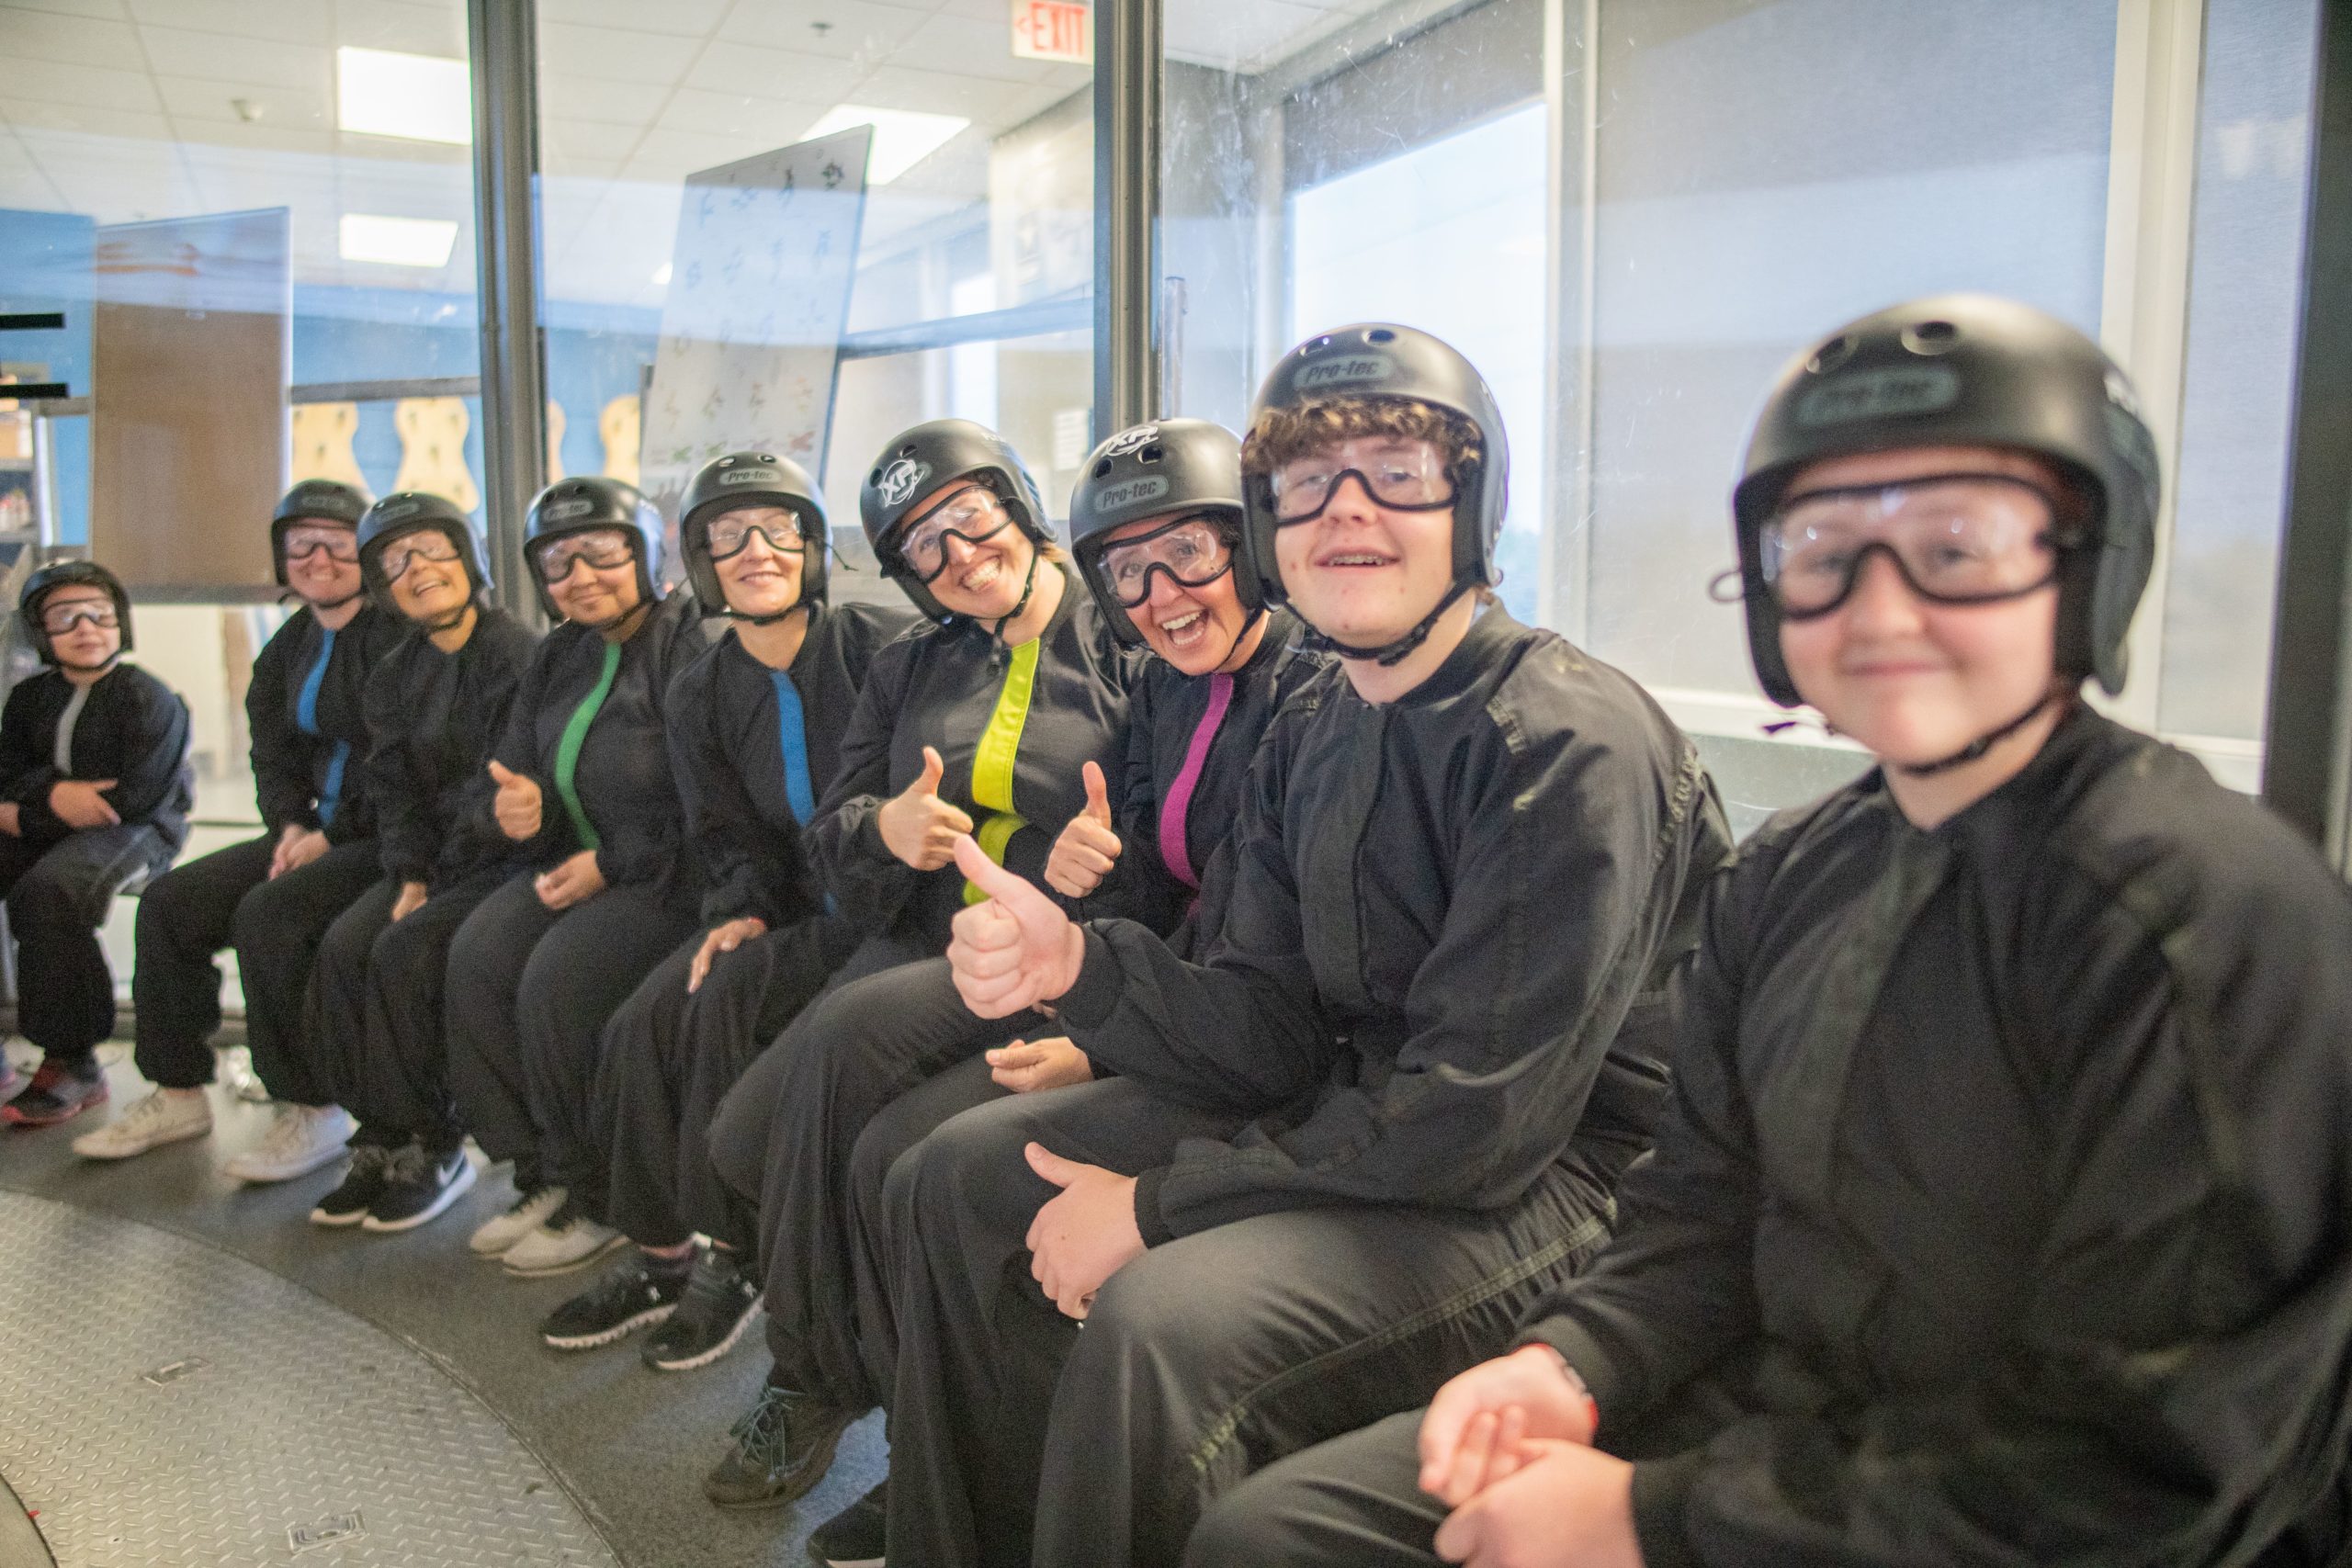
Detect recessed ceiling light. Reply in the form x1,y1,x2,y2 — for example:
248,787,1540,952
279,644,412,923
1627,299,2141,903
652,262,673,287
336,47,472,145
340,214,459,268
800,104,969,185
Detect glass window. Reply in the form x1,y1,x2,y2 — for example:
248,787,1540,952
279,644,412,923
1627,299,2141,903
0,0,484,827
1159,0,2319,826
532,0,1094,595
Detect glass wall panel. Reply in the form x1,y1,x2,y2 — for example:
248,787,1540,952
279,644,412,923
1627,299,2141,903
1159,0,2319,827
532,0,1093,594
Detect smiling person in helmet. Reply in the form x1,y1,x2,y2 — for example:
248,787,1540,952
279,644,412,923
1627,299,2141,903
0,562,191,1127
532,452,913,1371
293,492,539,1233
104,479,403,1175
444,475,708,1278
1184,296,2352,1568
694,419,1149,1513
877,324,1730,1568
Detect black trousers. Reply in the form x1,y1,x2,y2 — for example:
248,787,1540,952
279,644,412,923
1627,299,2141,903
590,914,861,1249
131,833,379,1100
707,953,1034,1413
0,825,174,1063
881,1079,1615,1568
444,873,695,1194
311,868,508,1150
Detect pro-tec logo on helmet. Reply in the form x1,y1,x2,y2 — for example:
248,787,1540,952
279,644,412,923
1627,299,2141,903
546,497,597,522
1295,353,1395,391
1095,477,1169,511
719,468,770,486
1795,365,1961,427
878,458,930,507
1101,425,1159,457
378,498,424,522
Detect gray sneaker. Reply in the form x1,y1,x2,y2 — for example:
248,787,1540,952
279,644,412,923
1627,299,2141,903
501,1201,625,1278
73,1087,213,1160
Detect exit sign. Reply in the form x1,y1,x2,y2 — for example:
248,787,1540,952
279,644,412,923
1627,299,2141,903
1012,0,1090,62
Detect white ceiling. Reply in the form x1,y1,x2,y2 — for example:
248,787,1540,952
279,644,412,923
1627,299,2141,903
0,0,1385,308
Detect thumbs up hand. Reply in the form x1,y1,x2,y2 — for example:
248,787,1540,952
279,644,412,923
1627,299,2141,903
1045,760,1123,898
947,834,1085,1017
488,759,543,840
877,745,976,871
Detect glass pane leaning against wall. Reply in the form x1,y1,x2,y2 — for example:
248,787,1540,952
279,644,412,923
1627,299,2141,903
533,0,1094,603
0,0,485,836
1160,0,2321,833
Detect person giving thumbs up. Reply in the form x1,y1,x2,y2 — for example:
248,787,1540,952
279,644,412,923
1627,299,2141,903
1043,760,1122,898
876,745,974,871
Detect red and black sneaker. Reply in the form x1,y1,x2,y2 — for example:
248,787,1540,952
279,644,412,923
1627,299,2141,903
3,1059,109,1127
0,1055,23,1103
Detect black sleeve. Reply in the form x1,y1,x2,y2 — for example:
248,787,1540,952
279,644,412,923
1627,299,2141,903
1072,718,1682,1243
668,656,766,928
363,650,434,884
247,626,312,833
94,674,191,829
1615,843,2352,1568
0,682,55,811
805,636,921,934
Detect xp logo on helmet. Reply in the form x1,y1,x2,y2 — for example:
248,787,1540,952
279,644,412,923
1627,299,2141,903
1101,424,1159,458
546,497,597,522
878,458,931,507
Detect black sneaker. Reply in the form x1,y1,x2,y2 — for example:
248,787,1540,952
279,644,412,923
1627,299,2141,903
310,1144,396,1226
807,1477,887,1566
643,1247,763,1371
538,1252,688,1350
361,1143,477,1233
703,1379,854,1509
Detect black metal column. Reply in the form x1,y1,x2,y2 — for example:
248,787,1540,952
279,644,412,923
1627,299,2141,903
1094,0,1163,435
2260,0,2352,870
468,0,548,623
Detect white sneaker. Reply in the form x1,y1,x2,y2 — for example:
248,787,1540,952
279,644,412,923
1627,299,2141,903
501,1206,626,1278
469,1183,567,1257
222,1103,356,1183
73,1088,214,1159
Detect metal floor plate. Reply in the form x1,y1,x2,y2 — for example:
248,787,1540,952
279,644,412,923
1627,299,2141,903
0,1189,620,1568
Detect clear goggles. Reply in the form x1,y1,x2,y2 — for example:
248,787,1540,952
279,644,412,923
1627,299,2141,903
531,528,638,584
281,526,359,563
1269,437,1455,524
39,601,119,635
1094,513,1235,607
895,488,1012,583
1760,472,2075,619
378,532,464,582
706,509,810,561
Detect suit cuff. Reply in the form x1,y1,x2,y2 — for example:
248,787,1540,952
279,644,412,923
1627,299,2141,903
1629,1450,1707,1568
1132,1165,1176,1247
1056,927,1125,1029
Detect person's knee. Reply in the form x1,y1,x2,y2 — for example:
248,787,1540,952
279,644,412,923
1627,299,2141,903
891,1097,1047,1245
6,861,97,933
1182,1470,1291,1568
228,878,281,957
706,1062,775,1201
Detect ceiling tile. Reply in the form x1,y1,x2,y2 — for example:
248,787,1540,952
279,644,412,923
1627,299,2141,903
540,70,670,127
168,117,334,156
330,0,466,59
716,0,926,62
537,0,727,37
539,20,702,82
886,11,1060,85
4,59,160,112
619,125,775,182
0,96,168,136
0,8,138,66
0,0,130,18
851,61,1047,125
153,73,332,130
126,0,329,45
538,150,625,181
135,26,327,90
682,39,863,101
540,114,645,164
655,86,826,141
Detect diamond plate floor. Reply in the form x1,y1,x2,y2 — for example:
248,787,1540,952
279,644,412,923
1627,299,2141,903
0,1187,617,1568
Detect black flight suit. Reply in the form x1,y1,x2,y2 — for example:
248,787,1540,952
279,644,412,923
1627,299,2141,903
445,592,705,1197
882,607,1733,1568
0,662,191,1067
706,568,1149,1414
586,599,914,1248
309,604,539,1154
1193,706,2352,1568
134,604,401,1101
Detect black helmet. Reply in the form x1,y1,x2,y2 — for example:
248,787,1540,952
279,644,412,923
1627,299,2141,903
859,419,1051,625
1732,293,2160,705
1243,323,1509,664
523,475,666,623
20,559,132,667
356,491,489,616
1070,419,1256,649
680,451,828,616
270,479,372,589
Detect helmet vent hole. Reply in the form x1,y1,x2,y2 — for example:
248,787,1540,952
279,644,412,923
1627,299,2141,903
1905,320,1960,355
1140,444,1163,463
1366,327,1396,343
1806,334,1856,374
1091,458,1112,478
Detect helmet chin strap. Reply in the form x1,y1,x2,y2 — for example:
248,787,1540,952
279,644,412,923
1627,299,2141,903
729,598,814,628
306,590,364,613
1315,579,1475,669
54,650,122,674
1890,690,2063,778
985,549,1044,639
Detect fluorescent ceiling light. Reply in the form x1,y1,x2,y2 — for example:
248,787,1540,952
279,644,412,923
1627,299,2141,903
652,262,673,287
801,104,969,185
337,46,472,145
340,213,459,268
